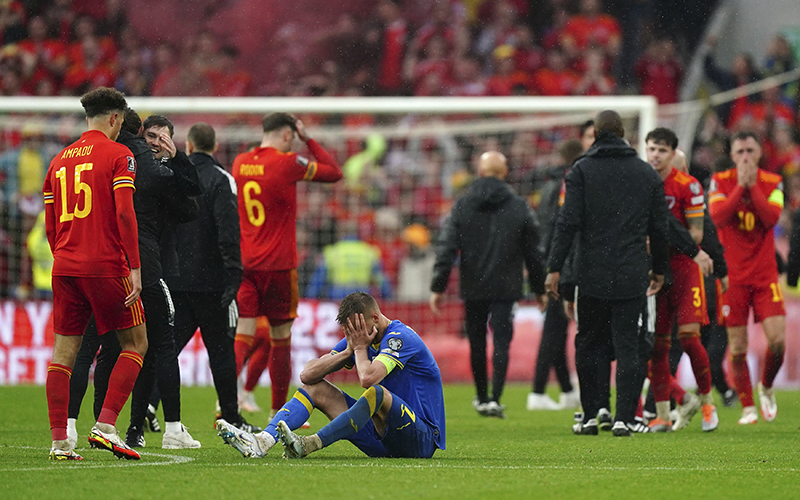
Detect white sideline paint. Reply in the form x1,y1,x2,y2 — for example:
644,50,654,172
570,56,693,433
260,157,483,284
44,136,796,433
2,447,194,471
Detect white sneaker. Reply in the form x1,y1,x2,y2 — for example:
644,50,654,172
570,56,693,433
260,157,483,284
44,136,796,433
66,419,78,450
50,447,83,461
738,406,758,425
239,390,262,413
757,383,777,422
215,419,274,458
527,392,561,411
701,404,719,432
276,420,313,459
558,390,581,410
162,424,201,449
672,393,701,431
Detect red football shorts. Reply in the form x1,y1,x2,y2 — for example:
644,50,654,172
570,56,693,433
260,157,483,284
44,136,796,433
52,275,145,336
722,280,786,327
237,269,299,323
656,258,709,334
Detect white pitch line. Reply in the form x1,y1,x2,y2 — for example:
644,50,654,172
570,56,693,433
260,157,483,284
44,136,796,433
2,446,194,471
203,461,800,473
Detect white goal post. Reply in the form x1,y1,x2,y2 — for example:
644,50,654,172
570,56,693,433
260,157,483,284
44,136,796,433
0,96,658,156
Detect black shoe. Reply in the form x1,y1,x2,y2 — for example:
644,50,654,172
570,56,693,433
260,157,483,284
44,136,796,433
572,418,599,435
722,389,738,407
597,408,612,431
611,421,632,437
125,425,146,448
145,405,161,433
233,416,262,433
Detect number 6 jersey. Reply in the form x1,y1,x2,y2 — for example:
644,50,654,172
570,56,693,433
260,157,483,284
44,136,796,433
231,139,341,271
43,129,138,277
708,168,784,285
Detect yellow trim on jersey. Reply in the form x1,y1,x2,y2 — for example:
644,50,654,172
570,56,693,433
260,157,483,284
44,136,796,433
768,189,784,208
685,207,704,218
302,161,318,181
294,390,314,414
113,177,136,191
708,193,726,204
375,354,399,373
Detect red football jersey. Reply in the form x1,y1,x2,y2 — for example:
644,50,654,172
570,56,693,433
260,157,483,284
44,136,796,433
232,140,341,271
664,167,704,266
43,130,137,277
709,168,783,285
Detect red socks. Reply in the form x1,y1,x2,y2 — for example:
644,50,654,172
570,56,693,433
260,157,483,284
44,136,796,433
762,347,784,389
678,331,712,395
270,337,292,411
243,339,271,392
47,363,72,441
731,352,754,407
98,351,143,426
649,334,672,402
234,334,255,376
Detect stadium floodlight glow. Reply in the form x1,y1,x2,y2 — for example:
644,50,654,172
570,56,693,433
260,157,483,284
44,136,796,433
0,96,658,156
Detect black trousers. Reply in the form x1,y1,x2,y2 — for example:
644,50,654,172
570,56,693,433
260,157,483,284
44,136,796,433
575,293,649,424
68,317,119,421
464,300,515,404
169,291,239,422
532,296,573,394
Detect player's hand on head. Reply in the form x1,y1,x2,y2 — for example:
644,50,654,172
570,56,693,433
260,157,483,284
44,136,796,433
295,120,309,142
346,313,376,350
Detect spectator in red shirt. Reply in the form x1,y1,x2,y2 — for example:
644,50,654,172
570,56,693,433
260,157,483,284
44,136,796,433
375,0,409,95
210,45,253,97
573,46,615,96
634,38,684,104
533,49,577,96
17,16,69,89
405,35,452,96
446,56,487,96
514,25,544,75
542,8,569,51
475,0,523,64
61,36,116,95
560,0,621,61
767,122,800,178
67,16,117,69
486,45,530,96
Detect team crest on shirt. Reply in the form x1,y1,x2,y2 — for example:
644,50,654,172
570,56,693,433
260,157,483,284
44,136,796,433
722,305,730,317
387,337,403,351
690,182,701,195
664,195,676,209
296,156,309,167
127,156,136,172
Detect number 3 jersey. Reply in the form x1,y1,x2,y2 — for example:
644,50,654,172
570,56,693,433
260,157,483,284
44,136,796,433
330,319,446,450
708,168,783,285
43,130,137,277
231,139,341,271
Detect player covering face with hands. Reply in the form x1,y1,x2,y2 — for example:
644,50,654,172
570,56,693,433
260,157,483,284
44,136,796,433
215,292,446,459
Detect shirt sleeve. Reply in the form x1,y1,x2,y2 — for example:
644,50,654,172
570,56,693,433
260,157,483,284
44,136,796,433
684,181,705,220
377,330,418,370
112,152,137,192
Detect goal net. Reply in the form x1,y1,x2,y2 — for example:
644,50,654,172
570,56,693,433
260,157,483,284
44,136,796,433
0,95,656,385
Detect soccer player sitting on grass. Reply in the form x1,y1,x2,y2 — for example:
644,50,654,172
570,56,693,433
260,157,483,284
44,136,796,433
215,292,446,459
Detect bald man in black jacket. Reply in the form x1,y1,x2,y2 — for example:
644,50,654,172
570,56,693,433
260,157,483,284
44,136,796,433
546,110,671,436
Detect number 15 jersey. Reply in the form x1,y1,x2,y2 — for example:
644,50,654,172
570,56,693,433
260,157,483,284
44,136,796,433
43,129,137,277
232,139,342,271
708,168,783,285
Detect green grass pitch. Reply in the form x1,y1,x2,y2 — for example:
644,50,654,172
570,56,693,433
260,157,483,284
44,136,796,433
1,383,798,500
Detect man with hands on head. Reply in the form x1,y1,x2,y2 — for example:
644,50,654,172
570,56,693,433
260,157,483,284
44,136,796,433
215,292,446,459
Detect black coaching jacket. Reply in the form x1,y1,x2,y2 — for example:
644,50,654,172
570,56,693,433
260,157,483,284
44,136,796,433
431,176,545,301
167,152,242,302
547,131,670,300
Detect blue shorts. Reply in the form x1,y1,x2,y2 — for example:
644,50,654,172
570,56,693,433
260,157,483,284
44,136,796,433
343,389,438,458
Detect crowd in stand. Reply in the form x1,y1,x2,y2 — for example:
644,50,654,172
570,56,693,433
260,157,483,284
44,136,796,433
0,0,691,100
1,0,800,302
